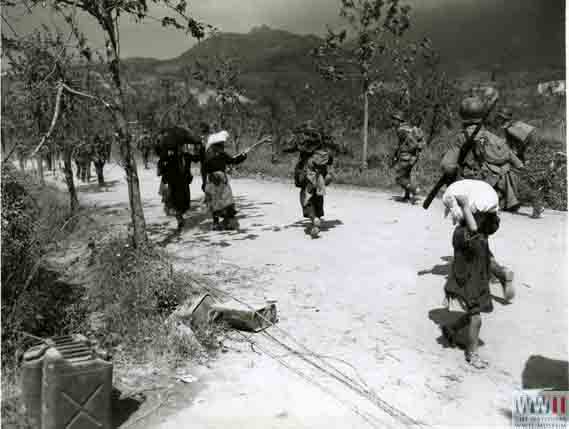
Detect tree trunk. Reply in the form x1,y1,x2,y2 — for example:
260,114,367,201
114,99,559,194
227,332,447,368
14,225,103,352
107,30,148,247
115,110,147,246
37,156,45,186
19,154,26,172
361,89,369,170
46,152,53,172
271,128,280,164
94,161,105,186
63,149,79,213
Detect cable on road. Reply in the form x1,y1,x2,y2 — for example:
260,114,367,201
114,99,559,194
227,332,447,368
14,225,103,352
196,280,428,429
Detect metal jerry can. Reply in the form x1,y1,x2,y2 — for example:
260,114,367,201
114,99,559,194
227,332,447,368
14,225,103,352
21,334,112,429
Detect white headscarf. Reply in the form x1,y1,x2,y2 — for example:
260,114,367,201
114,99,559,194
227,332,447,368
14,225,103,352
206,130,229,151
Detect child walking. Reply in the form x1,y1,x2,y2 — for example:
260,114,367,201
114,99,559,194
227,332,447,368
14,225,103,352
443,192,501,369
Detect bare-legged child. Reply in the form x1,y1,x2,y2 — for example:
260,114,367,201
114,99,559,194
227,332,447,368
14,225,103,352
443,194,501,369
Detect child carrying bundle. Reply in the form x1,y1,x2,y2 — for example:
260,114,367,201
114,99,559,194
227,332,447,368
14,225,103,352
441,179,513,369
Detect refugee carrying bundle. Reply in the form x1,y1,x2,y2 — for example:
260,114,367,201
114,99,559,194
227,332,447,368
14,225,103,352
442,179,499,224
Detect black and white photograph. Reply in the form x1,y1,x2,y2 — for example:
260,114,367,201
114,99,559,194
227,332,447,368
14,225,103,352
1,0,567,428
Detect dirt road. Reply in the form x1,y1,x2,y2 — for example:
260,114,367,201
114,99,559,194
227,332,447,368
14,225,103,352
77,164,567,429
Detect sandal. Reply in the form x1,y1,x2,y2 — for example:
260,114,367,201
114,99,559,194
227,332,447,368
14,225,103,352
465,352,489,369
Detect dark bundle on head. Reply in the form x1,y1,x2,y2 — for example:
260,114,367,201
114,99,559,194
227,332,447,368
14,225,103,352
474,212,500,236
199,122,210,135
293,121,338,154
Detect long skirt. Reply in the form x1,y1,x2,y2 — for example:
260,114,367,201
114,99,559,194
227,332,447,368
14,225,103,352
444,268,493,315
160,179,190,215
300,187,324,219
495,171,520,211
205,172,237,218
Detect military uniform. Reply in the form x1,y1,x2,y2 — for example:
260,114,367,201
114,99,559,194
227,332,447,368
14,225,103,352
499,115,565,217
393,122,425,199
441,126,523,211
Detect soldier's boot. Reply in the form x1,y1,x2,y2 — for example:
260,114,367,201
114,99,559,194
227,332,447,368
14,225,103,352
531,205,545,219
407,185,420,204
491,259,515,302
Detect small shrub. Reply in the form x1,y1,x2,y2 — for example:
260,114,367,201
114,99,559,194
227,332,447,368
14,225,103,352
88,236,199,353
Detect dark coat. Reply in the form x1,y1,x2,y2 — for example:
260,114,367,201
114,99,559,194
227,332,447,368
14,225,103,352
158,152,199,213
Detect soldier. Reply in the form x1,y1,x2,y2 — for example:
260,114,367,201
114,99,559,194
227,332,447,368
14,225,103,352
390,110,426,203
441,97,524,212
441,96,517,302
495,107,566,218
198,122,210,194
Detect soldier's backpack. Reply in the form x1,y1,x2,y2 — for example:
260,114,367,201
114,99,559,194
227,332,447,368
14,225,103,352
478,131,513,166
505,121,536,144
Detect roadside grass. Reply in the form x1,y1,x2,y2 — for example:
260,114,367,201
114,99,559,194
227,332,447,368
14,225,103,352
1,167,222,427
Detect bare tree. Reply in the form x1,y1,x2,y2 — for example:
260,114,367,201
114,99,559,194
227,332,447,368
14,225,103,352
2,0,212,246
314,0,412,170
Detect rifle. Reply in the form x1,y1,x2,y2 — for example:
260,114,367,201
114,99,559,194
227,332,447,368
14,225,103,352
422,95,499,210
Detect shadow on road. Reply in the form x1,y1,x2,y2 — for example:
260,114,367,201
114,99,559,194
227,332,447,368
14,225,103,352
77,179,122,193
522,355,569,390
112,388,144,428
418,256,452,277
283,219,344,236
428,308,485,349
390,195,421,205
147,195,268,247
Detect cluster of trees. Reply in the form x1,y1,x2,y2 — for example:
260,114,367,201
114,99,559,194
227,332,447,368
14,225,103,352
2,0,456,248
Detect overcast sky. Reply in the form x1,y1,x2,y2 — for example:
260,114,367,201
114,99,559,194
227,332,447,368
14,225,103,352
2,0,565,61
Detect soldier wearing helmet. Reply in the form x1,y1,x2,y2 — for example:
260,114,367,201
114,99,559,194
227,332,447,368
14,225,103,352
441,96,524,212
494,106,565,218
390,110,426,203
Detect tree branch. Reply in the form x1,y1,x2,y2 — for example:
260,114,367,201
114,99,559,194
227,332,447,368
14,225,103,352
30,82,64,157
61,82,113,109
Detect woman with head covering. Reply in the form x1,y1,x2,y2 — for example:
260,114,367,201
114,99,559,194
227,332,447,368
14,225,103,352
156,127,201,229
203,130,248,230
283,122,335,238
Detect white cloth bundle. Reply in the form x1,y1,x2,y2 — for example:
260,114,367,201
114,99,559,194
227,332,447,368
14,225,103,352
206,130,230,151
442,179,499,224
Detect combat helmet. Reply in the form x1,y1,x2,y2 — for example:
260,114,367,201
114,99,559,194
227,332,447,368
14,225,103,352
390,110,405,122
459,96,486,124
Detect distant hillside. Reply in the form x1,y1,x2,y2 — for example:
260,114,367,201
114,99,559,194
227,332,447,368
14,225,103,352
123,25,324,94
121,22,564,101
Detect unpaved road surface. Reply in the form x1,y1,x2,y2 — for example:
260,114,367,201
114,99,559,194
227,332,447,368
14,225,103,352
75,164,567,429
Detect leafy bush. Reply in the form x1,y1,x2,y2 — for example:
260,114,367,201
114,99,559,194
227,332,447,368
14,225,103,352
1,165,88,429
88,236,204,356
